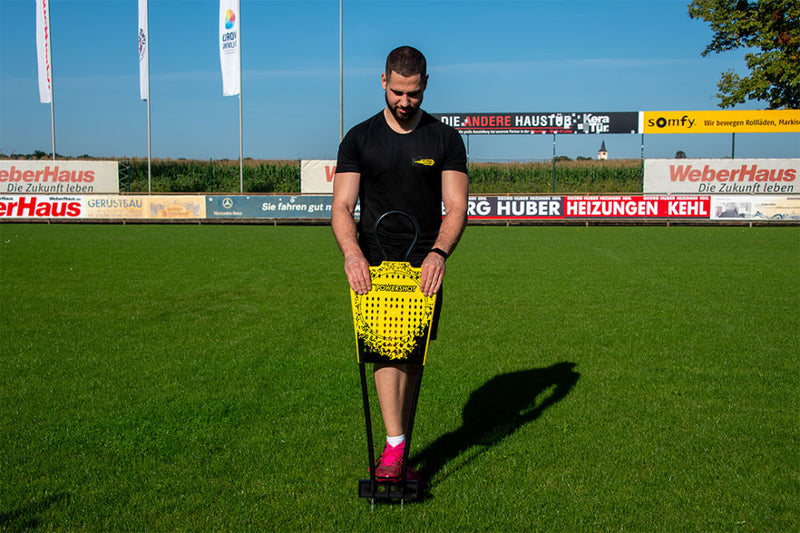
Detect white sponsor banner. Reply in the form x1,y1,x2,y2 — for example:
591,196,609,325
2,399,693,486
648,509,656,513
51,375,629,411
138,0,149,100
644,158,799,195
219,0,240,96
0,161,119,194
300,160,336,194
711,195,800,221
35,0,52,104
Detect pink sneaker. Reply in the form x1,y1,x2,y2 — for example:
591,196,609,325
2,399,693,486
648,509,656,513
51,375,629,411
374,441,405,481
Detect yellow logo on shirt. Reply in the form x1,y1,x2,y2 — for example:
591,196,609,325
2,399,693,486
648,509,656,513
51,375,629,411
413,158,435,167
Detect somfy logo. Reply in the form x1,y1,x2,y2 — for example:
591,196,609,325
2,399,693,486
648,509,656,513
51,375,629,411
647,115,695,129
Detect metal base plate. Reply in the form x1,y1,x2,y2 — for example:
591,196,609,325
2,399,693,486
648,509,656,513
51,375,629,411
358,479,423,502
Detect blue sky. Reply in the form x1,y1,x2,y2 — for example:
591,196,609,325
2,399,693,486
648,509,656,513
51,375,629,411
1,0,798,161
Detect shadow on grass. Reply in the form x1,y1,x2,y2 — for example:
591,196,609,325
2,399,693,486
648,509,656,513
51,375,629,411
0,492,71,530
411,362,579,489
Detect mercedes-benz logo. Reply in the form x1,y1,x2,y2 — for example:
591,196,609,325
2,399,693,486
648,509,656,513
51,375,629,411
222,197,234,209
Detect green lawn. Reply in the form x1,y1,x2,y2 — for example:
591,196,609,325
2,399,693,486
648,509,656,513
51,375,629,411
1,224,798,531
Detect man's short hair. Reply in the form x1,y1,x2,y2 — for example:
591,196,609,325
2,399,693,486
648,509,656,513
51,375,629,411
385,46,427,81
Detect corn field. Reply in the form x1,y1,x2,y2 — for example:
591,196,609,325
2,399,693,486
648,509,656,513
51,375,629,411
120,158,299,194
469,159,643,194
118,158,643,194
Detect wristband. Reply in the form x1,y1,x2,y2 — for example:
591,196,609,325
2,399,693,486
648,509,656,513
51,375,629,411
429,247,449,260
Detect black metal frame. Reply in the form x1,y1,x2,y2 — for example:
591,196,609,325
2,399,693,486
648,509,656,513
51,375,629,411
358,362,424,504
356,211,426,505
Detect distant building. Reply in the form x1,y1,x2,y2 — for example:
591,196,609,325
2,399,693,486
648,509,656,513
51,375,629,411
597,140,608,160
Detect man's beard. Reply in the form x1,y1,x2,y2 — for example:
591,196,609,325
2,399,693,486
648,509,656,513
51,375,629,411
385,93,421,124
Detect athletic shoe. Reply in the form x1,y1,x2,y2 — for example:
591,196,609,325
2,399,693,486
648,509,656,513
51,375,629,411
374,441,405,480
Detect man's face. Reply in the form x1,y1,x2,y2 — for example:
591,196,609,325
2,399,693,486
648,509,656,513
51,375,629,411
382,71,427,124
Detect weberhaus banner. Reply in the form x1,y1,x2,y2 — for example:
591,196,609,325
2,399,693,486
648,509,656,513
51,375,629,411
644,159,799,194
0,161,119,194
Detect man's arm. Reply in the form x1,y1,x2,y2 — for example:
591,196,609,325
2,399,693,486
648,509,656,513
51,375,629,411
419,169,469,296
331,171,372,294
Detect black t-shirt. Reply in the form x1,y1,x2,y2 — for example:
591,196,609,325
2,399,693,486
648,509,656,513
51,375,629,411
336,110,467,265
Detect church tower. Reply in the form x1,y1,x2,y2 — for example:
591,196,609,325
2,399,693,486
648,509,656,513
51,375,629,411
597,140,608,160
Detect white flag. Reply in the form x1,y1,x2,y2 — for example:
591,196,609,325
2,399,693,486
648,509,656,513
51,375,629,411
35,0,52,104
219,0,240,96
138,0,149,100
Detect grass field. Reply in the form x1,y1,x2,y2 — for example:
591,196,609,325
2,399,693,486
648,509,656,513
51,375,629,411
1,223,798,531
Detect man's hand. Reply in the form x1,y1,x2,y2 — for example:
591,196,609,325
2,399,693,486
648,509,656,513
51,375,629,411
345,253,372,295
420,252,445,297
332,171,373,294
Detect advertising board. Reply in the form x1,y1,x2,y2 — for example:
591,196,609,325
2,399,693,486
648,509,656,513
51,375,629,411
2,194,797,223
206,195,332,219
0,195,205,219
0,195,83,218
640,110,800,134
300,160,336,194
711,196,800,221
432,109,800,135
644,159,799,194
432,112,639,135
0,161,119,194
466,195,712,219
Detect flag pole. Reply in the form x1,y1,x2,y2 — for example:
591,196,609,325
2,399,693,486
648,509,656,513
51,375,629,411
46,1,55,160
139,0,152,192
339,0,343,142
238,0,243,193
239,92,243,193
238,67,243,192
146,1,152,193
49,80,56,160
147,92,152,193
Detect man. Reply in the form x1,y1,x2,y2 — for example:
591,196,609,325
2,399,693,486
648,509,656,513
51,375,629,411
332,46,469,481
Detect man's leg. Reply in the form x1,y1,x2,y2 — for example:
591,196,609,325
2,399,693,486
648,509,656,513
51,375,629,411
374,363,411,437
373,363,418,479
